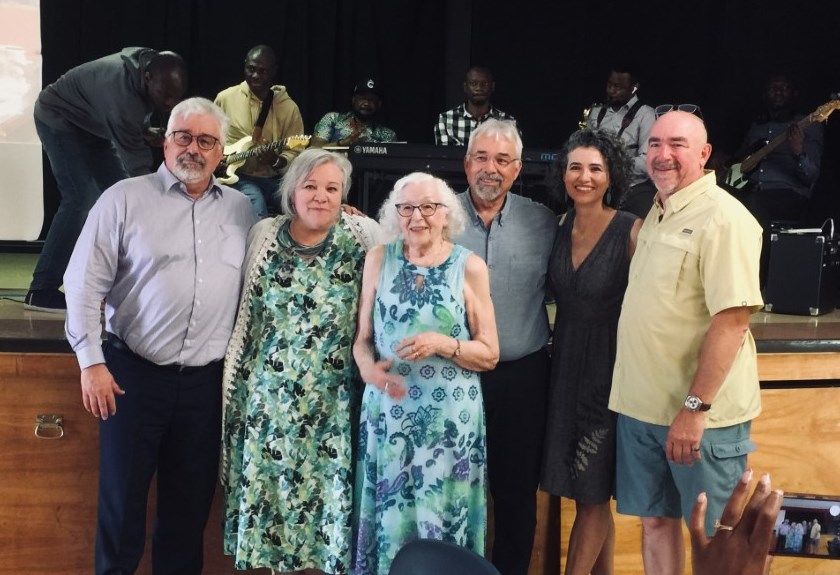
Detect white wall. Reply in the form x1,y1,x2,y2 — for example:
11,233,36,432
0,1,42,241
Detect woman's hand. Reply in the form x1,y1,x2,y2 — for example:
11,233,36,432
395,332,452,362
365,358,407,400
690,469,782,575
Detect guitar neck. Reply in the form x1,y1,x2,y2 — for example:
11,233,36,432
227,140,284,164
741,114,813,173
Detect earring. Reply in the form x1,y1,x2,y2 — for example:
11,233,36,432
605,189,613,205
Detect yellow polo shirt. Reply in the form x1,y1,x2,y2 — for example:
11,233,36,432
609,171,763,427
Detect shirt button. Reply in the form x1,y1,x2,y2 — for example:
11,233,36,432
199,258,203,263
198,239,202,244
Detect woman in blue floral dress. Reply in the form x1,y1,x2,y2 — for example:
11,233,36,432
352,172,500,575
221,149,382,573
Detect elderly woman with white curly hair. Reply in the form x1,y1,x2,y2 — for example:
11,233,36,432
352,172,500,575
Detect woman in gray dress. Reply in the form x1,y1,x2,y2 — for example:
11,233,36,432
540,129,642,575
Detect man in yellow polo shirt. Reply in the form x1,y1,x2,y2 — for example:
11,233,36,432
608,108,763,575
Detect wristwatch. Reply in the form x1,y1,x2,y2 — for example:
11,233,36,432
684,395,711,412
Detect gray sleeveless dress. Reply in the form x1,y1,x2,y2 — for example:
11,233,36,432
540,209,637,504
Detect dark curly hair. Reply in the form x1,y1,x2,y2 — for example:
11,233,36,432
550,128,633,210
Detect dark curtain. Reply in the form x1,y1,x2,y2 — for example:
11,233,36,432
35,0,840,236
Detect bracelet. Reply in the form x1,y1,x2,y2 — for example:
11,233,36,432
451,339,461,358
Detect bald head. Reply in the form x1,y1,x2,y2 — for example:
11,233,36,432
144,51,187,112
646,111,711,198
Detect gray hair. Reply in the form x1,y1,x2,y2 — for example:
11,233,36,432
167,97,230,145
378,172,466,242
279,148,352,216
466,118,522,158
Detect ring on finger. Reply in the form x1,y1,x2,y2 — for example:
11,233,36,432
691,446,701,452
384,381,390,392
714,519,735,531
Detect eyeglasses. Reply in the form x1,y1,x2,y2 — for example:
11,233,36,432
395,203,447,217
468,153,520,168
168,130,220,151
654,104,704,120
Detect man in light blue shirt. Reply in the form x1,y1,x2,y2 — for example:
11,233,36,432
453,119,556,575
64,97,257,574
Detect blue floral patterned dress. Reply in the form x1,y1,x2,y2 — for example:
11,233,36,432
353,241,487,575
222,217,367,573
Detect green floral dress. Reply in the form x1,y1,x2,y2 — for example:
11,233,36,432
353,241,487,575
222,217,366,573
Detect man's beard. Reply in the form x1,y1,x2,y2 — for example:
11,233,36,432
471,172,505,202
171,152,207,184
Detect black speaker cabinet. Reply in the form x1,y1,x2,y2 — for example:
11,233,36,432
765,232,840,316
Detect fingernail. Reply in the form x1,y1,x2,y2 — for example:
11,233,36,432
741,468,753,483
760,472,770,485
697,492,707,503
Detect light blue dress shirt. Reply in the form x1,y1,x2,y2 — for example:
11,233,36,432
64,163,257,369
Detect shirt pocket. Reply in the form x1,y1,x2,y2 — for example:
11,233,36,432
219,223,247,269
647,234,697,294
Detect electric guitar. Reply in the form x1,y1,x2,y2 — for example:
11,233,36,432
218,134,311,185
725,100,840,189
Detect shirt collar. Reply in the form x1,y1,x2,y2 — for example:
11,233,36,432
655,170,717,216
459,103,498,122
157,162,224,199
462,188,511,227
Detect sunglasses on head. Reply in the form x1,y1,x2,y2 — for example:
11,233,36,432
654,104,704,120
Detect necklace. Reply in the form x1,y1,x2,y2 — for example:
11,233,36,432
403,241,448,291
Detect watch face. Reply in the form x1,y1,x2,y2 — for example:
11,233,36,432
685,396,701,410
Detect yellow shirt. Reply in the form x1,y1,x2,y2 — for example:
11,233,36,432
214,82,304,178
609,171,763,427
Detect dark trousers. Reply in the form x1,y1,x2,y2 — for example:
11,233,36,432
96,338,223,575
481,348,550,575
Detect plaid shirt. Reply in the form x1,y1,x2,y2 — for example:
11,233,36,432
434,103,515,146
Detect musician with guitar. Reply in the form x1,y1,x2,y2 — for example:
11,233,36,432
214,45,305,217
727,73,831,284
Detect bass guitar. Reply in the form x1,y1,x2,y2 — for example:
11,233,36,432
725,100,840,189
218,134,310,185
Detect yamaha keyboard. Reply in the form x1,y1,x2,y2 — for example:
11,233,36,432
346,142,561,215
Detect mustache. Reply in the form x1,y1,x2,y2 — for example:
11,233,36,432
177,152,205,167
652,160,678,170
477,171,503,182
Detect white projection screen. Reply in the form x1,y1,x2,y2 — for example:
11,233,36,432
0,0,42,241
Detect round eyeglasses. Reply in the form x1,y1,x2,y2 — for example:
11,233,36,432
395,203,447,217
168,130,220,151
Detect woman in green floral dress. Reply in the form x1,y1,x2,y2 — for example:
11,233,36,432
221,149,382,573
352,172,499,575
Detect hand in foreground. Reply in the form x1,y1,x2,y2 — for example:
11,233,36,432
690,469,783,575
365,358,406,400
80,363,125,420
